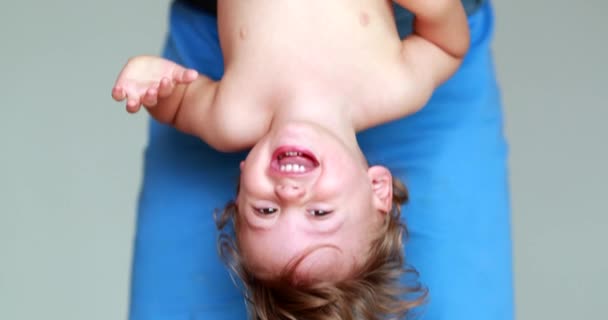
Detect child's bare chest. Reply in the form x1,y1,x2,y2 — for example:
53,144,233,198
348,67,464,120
216,0,407,112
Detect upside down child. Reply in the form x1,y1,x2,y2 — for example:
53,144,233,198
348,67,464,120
112,0,469,318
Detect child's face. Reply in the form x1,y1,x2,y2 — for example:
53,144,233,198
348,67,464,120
236,122,392,283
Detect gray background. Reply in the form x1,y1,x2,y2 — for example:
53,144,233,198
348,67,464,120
0,0,606,319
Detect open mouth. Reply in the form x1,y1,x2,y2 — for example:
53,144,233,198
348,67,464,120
271,146,320,174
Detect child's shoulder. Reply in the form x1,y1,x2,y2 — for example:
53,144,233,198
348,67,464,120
205,84,271,152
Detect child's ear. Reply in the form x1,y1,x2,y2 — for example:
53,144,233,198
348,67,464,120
240,161,245,171
367,166,393,213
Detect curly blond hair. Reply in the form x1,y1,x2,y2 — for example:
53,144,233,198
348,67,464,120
215,178,427,320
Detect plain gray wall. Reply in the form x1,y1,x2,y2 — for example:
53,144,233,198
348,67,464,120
493,0,608,318
0,1,606,319
0,1,168,319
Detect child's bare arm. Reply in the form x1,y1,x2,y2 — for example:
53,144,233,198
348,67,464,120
397,0,470,58
395,0,470,86
112,56,236,150
356,0,470,130
355,0,471,128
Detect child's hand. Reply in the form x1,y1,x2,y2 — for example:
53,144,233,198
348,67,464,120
112,56,199,113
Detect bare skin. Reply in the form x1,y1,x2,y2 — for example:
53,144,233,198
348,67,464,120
113,0,468,151
112,0,469,281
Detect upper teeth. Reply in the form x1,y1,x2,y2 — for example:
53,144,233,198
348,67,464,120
279,151,303,160
280,164,306,173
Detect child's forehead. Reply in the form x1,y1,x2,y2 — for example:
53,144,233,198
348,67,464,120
247,244,359,284
238,219,381,282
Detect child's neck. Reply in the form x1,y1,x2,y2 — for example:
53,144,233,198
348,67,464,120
270,91,367,162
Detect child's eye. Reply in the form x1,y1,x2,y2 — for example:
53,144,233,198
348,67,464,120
255,207,278,215
308,209,333,217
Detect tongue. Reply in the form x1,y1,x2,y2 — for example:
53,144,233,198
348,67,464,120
278,155,317,170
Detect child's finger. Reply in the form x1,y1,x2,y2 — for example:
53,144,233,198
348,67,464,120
125,88,142,113
182,69,199,82
142,85,159,107
173,68,198,84
112,85,126,101
157,77,175,98
126,99,141,113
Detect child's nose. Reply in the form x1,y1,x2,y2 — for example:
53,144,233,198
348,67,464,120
275,183,305,201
